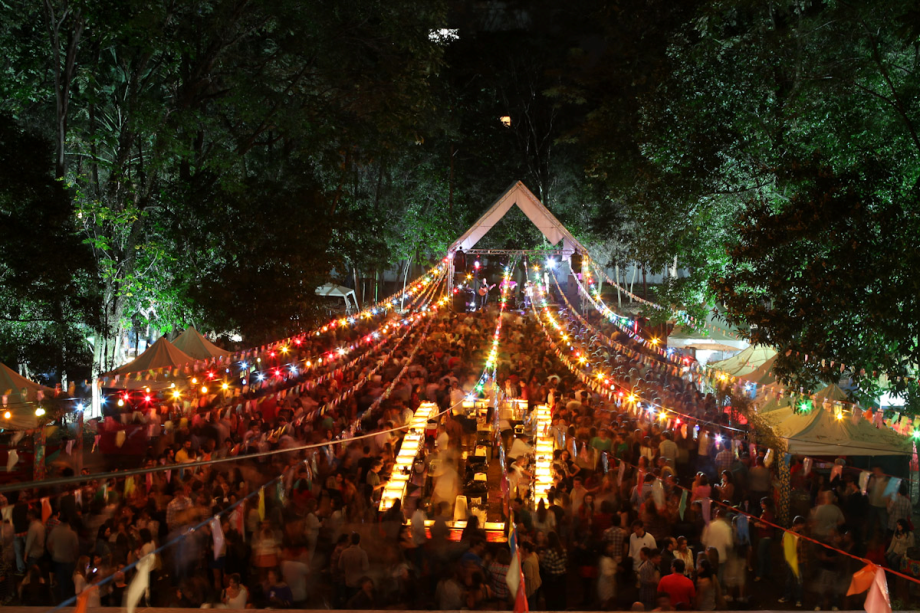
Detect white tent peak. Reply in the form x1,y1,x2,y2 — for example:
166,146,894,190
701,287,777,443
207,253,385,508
106,336,195,377
315,283,358,314
449,181,588,253
174,326,232,361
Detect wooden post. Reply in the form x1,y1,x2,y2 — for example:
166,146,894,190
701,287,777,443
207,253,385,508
75,410,84,475
33,427,46,481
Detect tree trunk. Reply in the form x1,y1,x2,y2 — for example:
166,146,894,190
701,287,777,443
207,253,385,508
643,266,647,301
449,143,455,213
615,264,622,309
401,259,411,310
629,266,637,303
353,268,361,308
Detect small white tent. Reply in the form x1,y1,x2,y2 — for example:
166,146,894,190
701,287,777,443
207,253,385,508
315,283,358,314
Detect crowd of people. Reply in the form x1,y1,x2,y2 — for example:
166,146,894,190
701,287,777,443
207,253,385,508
0,280,916,610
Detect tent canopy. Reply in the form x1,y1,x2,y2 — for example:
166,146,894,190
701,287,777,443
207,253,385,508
448,181,588,254
315,284,356,298
173,326,232,361
813,383,851,404
709,345,777,377
0,363,56,430
737,354,779,385
771,408,911,456
105,337,194,377
315,283,358,314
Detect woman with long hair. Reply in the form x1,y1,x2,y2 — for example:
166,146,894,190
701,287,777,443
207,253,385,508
533,499,557,534
754,497,776,582
695,557,720,611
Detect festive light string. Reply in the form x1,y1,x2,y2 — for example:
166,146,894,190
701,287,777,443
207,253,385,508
583,255,739,340
98,268,446,424
530,273,748,437
0,278,448,497
536,283,919,457
551,270,916,452
8,264,450,425
568,265,675,360
71,265,449,418
583,254,901,394
104,267,447,396
552,267,686,370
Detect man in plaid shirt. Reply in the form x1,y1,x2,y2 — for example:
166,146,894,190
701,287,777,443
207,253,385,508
603,523,627,565
715,445,734,475
487,548,511,603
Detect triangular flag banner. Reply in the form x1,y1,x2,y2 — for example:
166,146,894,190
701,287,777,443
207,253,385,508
783,531,799,578
847,563,877,596
864,565,892,613
883,477,901,500
211,517,225,560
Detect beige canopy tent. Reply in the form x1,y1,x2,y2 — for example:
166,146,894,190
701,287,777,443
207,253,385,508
0,363,57,430
759,395,794,415
104,337,195,377
173,326,232,361
737,354,780,385
813,383,852,404
769,406,911,456
708,345,777,377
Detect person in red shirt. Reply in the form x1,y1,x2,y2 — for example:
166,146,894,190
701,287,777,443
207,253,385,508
657,559,696,608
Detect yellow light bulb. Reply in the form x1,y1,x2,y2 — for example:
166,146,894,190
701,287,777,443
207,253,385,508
201,386,208,394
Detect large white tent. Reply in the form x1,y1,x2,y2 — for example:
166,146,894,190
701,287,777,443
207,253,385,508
448,181,589,254
173,326,232,361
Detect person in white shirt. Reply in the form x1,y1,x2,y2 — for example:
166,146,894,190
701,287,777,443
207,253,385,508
701,509,733,580
628,520,657,570
410,500,428,547
508,434,533,460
